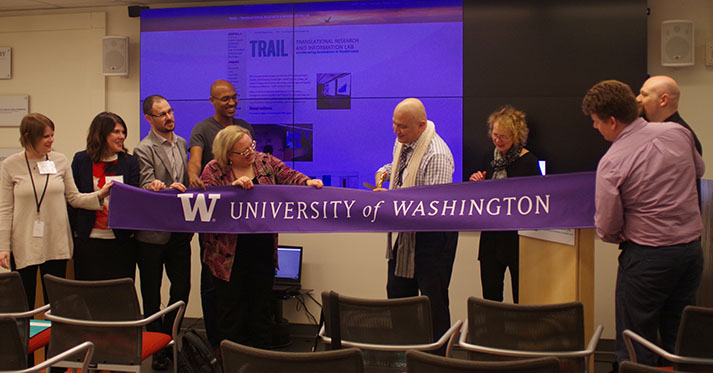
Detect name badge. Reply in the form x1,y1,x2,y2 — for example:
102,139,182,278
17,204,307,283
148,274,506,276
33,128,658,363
33,220,44,238
37,160,57,175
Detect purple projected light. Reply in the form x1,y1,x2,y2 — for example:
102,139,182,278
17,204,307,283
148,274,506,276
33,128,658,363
140,0,463,188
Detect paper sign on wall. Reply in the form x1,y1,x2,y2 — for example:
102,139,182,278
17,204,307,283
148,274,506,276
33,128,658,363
0,95,29,127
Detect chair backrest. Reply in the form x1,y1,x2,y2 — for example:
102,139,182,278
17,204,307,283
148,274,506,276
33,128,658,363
0,317,28,371
321,291,433,345
221,340,364,373
676,305,713,357
0,272,31,348
618,361,687,373
43,274,143,366
406,350,560,373
674,305,713,372
467,297,585,371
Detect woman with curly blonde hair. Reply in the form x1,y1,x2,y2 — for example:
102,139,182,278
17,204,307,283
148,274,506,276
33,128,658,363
469,105,540,303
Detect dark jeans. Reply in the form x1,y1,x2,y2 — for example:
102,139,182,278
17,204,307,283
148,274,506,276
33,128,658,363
387,231,458,354
212,234,275,348
137,234,192,334
615,240,703,365
73,237,137,281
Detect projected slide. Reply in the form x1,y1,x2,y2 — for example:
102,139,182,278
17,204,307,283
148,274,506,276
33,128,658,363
141,0,463,188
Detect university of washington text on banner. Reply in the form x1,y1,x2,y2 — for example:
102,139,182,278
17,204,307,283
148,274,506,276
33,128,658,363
108,172,595,234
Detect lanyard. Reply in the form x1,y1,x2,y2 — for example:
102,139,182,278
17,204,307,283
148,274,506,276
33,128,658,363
25,152,49,215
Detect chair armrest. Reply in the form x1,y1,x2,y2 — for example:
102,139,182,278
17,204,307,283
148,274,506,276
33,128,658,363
457,320,603,359
318,320,463,352
46,301,185,328
622,329,713,366
585,324,604,355
6,341,94,373
168,301,186,340
445,320,462,358
2,304,50,319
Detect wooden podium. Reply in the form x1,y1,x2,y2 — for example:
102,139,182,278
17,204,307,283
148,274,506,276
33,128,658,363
519,228,595,341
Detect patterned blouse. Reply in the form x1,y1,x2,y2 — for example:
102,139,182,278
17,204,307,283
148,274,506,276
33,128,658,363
199,152,311,281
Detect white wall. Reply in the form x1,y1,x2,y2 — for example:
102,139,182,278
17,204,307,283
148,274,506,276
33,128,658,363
1,0,711,340
0,12,107,154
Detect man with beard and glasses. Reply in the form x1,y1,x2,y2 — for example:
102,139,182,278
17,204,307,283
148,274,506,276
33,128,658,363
135,95,193,371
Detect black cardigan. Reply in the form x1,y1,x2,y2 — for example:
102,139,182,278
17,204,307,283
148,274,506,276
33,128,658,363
68,150,140,241
478,149,540,262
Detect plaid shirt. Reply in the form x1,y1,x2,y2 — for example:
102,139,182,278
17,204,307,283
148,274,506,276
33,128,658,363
378,132,454,188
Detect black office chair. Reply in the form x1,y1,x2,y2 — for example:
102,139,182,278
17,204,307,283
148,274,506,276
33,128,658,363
319,291,462,371
455,297,603,373
622,305,713,372
406,350,561,373
0,272,51,356
221,339,363,372
0,317,94,373
43,274,184,373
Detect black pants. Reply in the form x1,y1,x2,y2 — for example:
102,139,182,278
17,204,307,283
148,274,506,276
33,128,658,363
479,256,519,303
478,230,519,303
137,234,192,334
11,256,66,307
199,233,220,347
615,240,703,365
212,234,275,348
73,237,137,281
387,231,458,353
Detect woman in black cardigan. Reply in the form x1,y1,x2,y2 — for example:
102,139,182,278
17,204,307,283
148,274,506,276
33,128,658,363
469,106,539,303
69,112,140,280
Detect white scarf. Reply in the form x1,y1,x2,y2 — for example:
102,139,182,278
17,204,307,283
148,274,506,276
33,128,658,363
386,120,435,278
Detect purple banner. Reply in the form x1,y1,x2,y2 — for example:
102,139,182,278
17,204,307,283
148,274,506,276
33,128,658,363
108,172,595,234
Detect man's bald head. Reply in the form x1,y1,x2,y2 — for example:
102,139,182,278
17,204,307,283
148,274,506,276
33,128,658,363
636,75,680,122
394,98,427,124
392,98,427,144
209,79,239,121
210,79,235,97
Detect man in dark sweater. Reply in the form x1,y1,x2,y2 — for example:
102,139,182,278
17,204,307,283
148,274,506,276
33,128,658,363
636,75,702,155
187,79,255,348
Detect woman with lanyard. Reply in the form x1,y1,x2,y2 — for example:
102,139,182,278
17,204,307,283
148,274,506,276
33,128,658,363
0,113,112,306
69,112,140,281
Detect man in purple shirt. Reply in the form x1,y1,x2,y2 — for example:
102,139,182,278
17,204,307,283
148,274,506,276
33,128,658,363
582,80,704,369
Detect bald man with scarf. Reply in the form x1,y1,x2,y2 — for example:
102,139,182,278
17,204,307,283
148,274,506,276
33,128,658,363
375,98,458,354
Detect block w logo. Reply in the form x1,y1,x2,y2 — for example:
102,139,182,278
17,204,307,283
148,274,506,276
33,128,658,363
177,193,221,222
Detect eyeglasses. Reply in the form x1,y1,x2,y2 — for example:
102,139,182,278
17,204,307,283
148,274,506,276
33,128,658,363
230,140,256,157
492,133,512,141
147,108,175,118
212,94,239,103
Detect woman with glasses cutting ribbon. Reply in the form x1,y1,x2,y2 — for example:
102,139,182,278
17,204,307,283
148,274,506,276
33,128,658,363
0,113,112,307
469,106,540,304
200,125,322,348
